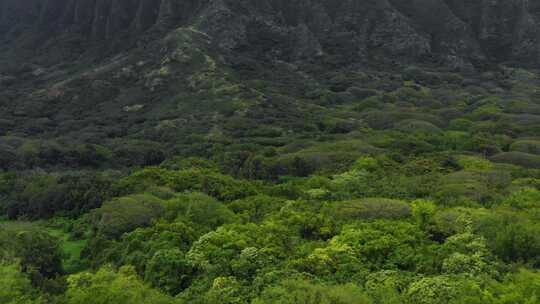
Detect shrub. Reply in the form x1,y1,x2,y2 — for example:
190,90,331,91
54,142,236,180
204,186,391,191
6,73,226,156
112,140,166,167
0,224,64,288
504,187,540,209
360,110,395,129
0,263,39,303
455,155,492,170
7,174,65,219
98,220,196,279
0,144,18,169
412,199,437,231
352,96,383,112
394,120,442,134
319,117,359,134
253,280,371,304
160,157,219,171
466,104,502,121
162,192,237,230
89,194,165,238
474,212,540,265
394,85,431,106
332,198,411,220
227,195,285,223
144,249,195,295
402,66,437,84
166,169,259,201
435,180,490,206
115,168,259,202
510,140,540,155
490,152,540,169
406,275,469,304
329,221,428,270
448,118,473,131
64,266,173,304
268,140,380,177
4,171,115,219
347,87,378,99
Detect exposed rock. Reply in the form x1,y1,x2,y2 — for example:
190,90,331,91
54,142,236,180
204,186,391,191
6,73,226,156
0,75,17,87
1,0,540,67
123,104,145,113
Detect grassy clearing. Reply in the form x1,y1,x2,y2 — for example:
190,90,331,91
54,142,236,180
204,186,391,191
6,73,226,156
45,227,88,274
1,220,87,274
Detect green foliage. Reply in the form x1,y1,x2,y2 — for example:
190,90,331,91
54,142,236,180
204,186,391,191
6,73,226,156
116,168,258,202
412,199,437,231
89,194,165,238
510,140,540,155
111,220,195,262
484,269,540,304
490,152,540,169
227,195,285,223
472,211,540,265
332,198,411,220
406,275,470,304
3,51,540,303
0,225,63,277
455,155,493,170
45,227,87,274
302,221,430,276
0,263,41,304
394,120,442,134
2,171,115,219
504,187,540,209
166,169,256,201
253,280,372,304
186,224,263,277
144,249,195,295
440,230,498,277
64,266,173,304
163,192,238,231
435,170,510,206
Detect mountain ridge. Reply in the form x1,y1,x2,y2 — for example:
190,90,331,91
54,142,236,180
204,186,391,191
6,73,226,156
1,0,539,69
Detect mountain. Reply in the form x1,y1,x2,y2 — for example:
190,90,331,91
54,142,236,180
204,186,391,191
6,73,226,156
0,0,539,172
2,0,540,67
2,2,540,303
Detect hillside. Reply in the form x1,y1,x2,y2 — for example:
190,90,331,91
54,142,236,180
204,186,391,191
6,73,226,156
1,1,540,303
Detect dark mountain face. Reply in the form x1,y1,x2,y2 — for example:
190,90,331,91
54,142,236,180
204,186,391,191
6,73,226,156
0,0,539,172
1,0,539,69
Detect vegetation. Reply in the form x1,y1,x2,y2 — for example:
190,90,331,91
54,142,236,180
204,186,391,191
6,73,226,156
1,4,540,303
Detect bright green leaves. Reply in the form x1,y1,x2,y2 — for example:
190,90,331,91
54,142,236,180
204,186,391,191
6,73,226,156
64,266,173,304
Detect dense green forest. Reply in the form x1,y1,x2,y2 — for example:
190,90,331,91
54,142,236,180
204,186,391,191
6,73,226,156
2,0,540,303
2,68,540,302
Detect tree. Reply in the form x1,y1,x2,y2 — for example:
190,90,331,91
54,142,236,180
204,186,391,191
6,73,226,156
412,199,437,231
253,280,372,304
0,228,64,289
64,266,173,304
186,224,261,277
328,221,429,271
145,249,195,295
0,263,40,304
88,194,165,238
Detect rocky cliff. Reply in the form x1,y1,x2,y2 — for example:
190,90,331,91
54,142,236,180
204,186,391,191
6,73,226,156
1,0,539,69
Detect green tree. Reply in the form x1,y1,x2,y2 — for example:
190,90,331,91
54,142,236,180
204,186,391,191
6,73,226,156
64,266,173,304
412,199,437,231
0,263,40,304
145,249,195,295
253,280,372,304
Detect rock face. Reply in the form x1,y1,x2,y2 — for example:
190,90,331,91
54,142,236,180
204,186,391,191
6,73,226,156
1,0,539,67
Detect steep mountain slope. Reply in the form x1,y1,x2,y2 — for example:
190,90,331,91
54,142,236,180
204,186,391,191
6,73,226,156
0,0,539,172
1,0,539,67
